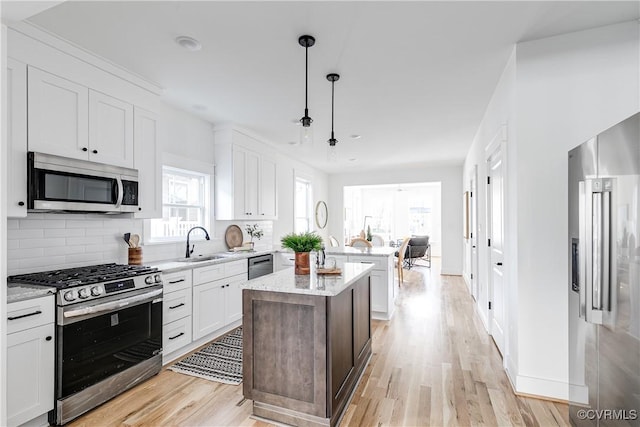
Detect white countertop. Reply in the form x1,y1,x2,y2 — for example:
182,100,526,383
7,284,56,304
325,246,397,257
149,248,276,273
240,262,374,297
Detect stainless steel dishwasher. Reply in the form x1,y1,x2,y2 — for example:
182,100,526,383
248,254,273,279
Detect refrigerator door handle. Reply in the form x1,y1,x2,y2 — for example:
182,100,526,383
582,178,615,325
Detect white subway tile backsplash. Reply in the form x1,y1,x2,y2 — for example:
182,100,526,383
20,238,66,248
8,248,44,260
43,245,85,256
6,214,275,276
20,256,66,271
44,228,85,238
8,228,45,239
66,219,104,229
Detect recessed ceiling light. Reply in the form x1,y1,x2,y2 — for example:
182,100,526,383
348,158,357,162
192,104,207,111
350,135,362,140
175,36,202,51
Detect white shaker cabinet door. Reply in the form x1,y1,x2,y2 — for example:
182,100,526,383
260,155,277,219
7,323,55,427
27,66,89,160
225,275,245,324
192,280,226,340
7,58,28,217
88,90,134,168
134,107,161,218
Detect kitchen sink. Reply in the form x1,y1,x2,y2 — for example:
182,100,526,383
178,255,225,263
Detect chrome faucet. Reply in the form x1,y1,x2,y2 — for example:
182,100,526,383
186,226,210,258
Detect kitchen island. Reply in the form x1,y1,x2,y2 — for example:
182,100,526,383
241,263,374,427
325,246,397,320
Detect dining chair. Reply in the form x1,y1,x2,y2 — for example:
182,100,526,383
395,237,410,286
329,235,340,247
370,234,385,247
350,237,373,248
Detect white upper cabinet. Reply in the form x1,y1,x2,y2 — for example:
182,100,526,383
133,107,161,218
214,128,278,220
27,67,135,168
27,66,89,160
88,90,134,168
260,155,277,218
7,58,28,218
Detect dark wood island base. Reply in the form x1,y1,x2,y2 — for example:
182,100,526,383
242,267,373,427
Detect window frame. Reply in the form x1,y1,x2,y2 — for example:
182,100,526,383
294,171,314,233
144,153,215,244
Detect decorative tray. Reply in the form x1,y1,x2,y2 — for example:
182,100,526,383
317,268,342,275
224,225,243,249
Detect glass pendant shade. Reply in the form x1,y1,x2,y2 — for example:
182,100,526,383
327,140,337,162
300,124,314,145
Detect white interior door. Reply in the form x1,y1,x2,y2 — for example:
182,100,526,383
471,166,479,301
487,147,505,356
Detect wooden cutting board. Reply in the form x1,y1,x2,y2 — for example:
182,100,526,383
317,268,342,275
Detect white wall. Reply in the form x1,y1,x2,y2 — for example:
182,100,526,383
514,21,639,399
271,155,329,247
463,47,517,372
328,165,463,275
463,21,639,401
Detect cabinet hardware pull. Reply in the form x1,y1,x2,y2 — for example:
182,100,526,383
82,147,88,152
496,262,503,266
169,303,185,310
169,279,185,284
169,332,185,340
8,310,42,320
46,336,52,341
18,201,24,206
92,149,98,154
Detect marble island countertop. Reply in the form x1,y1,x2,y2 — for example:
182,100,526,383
240,262,374,297
325,246,397,257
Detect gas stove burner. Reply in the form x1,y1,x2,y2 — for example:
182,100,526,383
8,263,158,289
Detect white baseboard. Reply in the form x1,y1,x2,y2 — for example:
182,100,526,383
515,374,569,401
569,383,589,405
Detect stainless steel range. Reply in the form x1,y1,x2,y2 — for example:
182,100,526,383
9,263,163,425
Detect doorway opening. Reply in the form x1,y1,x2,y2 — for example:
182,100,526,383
343,182,442,256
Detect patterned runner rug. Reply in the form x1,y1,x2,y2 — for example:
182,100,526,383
169,327,243,385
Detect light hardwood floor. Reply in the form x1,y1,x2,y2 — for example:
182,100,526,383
69,259,569,427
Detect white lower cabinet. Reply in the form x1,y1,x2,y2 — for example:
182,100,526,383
162,270,193,359
345,255,395,320
163,316,192,355
192,279,226,339
7,295,55,427
163,259,248,362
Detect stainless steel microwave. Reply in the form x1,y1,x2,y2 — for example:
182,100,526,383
28,151,140,213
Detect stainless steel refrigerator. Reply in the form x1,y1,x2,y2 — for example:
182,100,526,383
569,112,640,426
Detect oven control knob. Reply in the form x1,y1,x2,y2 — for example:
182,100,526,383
145,276,154,285
63,291,76,302
90,286,103,297
77,288,89,299
154,274,162,283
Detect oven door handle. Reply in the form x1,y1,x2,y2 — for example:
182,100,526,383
63,288,163,319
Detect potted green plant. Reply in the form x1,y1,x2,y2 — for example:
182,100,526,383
280,231,323,275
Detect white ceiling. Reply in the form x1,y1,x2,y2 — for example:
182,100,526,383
25,1,639,173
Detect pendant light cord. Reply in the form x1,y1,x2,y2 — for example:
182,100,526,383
331,80,335,139
305,44,309,117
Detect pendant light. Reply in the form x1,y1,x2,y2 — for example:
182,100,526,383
299,35,315,145
326,73,340,162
